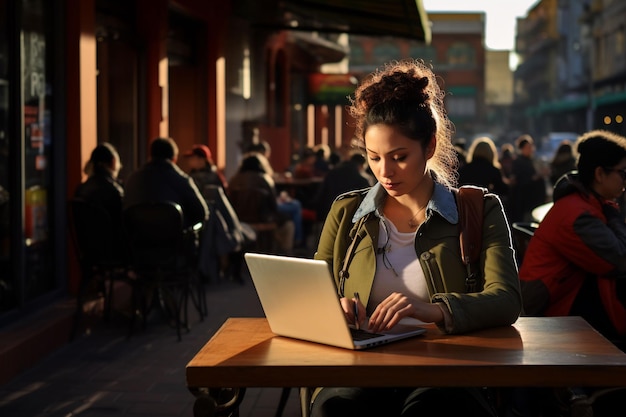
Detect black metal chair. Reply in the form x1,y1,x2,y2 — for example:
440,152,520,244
68,197,131,339
123,201,205,341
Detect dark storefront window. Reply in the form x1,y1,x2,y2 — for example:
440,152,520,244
0,0,57,315
0,0,10,310
21,0,55,301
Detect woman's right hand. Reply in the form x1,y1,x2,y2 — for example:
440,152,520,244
340,296,365,329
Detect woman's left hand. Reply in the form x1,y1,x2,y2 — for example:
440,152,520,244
368,292,443,333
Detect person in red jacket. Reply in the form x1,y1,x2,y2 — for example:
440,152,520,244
519,129,626,347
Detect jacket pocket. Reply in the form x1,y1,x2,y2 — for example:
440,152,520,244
420,251,445,294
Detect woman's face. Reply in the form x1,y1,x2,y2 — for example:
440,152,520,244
596,157,626,200
364,124,432,198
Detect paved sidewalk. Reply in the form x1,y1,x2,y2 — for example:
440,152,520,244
0,271,302,417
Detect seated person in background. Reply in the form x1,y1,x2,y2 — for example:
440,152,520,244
74,142,126,259
245,142,305,247
183,144,228,192
311,59,521,417
293,147,317,179
123,137,208,231
75,142,124,223
315,152,373,221
245,139,272,163
286,146,322,236
183,144,247,282
520,130,626,347
313,143,332,177
228,152,295,254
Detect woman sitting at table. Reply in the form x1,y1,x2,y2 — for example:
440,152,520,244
520,130,626,347
74,142,127,261
228,152,295,254
310,59,521,417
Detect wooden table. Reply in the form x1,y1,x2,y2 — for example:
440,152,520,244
186,316,626,415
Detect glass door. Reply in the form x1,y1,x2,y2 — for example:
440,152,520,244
21,0,55,301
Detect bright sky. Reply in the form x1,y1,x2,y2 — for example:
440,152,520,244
423,0,539,50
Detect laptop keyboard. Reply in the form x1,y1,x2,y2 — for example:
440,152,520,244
350,328,385,341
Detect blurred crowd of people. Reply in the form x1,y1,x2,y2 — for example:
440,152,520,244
456,133,578,224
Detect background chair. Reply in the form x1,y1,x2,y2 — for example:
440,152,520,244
228,187,277,254
511,222,539,266
199,185,256,283
68,197,131,339
123,201,205,341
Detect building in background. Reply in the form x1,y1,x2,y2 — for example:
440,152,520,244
513,0,626,147
344,12,488,143
428,12,487,142
485,50,514,143
513,0,561,142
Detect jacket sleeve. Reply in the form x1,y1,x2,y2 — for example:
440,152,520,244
314,196,355,269
182,175,210,227
314,193,365,288
567,207,626,274
432,194,523,334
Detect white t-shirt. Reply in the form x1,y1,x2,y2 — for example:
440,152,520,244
368,217,429,313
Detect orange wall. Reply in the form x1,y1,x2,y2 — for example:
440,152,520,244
136,0,169,147
65,0,97,294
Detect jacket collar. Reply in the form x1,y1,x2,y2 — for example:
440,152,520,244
352,178,458,225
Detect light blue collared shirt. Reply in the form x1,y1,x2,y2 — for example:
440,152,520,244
351,180,459,226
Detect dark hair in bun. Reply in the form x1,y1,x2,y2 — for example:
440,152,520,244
349,59,457,188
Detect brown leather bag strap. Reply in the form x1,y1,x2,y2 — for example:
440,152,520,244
456,186,487,293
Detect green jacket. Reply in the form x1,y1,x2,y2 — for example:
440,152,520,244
314,181,522,334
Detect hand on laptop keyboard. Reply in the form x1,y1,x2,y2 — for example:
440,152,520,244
350,327,385,341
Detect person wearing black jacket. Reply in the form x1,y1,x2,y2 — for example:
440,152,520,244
123,137,208,230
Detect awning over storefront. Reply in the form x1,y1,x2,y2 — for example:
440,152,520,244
525,96,588,117
596,91,626,107
524,90,626,117
288,31,349,64
234,0,431,43
308,73,358,104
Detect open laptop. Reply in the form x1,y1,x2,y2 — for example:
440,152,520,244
244,252,426,350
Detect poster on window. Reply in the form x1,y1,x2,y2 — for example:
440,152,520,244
22,31,46,164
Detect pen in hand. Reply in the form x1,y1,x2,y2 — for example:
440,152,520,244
354,292,361,330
